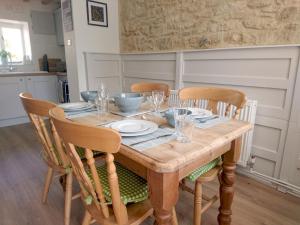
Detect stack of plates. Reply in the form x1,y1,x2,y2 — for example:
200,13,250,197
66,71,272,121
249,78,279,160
188,108,213,119
59,102,94,112
110,120,158,137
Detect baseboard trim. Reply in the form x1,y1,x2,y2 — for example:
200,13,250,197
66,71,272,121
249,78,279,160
237,166,300,197
0,117,30,127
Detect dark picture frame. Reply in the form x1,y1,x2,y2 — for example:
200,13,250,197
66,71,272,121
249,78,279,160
86,0,108,27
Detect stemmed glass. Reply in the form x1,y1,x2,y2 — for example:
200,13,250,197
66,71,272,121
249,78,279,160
151,90,165,113
95,84,109,117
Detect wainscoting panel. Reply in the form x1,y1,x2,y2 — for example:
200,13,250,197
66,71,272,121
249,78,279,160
85,53,122,96
181,47,300,179
122,53,176,91
182,47,299,121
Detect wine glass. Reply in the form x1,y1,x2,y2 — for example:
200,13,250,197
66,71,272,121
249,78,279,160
95,84,109,117
151,90,165,113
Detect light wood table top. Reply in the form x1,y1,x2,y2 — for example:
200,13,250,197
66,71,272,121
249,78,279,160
71,111,252,173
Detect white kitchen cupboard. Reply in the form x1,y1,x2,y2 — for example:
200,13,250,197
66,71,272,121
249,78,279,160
0,76,27,121
26,76,58,103
0,75,58,127
54,8,64,46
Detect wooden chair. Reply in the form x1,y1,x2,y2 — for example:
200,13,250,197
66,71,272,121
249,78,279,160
49,106,154,225
178,87,246,225
19,93,101,225
131,82,170,98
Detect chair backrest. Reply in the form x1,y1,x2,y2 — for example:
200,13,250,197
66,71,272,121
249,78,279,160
131,82,170,97
49,107,128,224
179,87,246,119
19,92,69,168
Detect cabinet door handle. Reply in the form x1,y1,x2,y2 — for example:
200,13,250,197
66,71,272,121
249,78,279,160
28,78,31,81
19,78,23,82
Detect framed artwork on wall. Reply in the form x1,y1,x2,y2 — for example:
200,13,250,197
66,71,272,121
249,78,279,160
86,0,108,27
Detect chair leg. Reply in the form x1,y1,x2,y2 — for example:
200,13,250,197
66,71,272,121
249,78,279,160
82,210,92,225
172,207,178,225
194,180,202,225
64,173,73,225
42,167,54,203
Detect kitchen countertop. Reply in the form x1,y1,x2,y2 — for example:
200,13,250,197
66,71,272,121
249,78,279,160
0,71,67,77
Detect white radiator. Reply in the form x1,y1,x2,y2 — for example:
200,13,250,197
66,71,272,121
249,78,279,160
168,90,257,167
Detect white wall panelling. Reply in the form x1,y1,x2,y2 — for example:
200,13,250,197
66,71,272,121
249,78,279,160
121,53,177,91
279,49,300,190
85,53,122,96
179,47,299,182
85,46,300,191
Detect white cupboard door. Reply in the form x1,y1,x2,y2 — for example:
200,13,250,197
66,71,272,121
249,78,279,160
26,76,58,103
0,76,27,120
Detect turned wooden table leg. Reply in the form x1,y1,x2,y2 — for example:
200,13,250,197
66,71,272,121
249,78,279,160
148,170,179,225
218,137,242,225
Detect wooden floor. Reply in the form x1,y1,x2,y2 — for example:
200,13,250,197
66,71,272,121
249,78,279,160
0,123,300,225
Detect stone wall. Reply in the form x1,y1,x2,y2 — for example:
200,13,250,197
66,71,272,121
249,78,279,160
119,0,300,53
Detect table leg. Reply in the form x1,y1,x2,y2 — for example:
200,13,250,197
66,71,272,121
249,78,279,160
148,170,179,225
218,137,242,225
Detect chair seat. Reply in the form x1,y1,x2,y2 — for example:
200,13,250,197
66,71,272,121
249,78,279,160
186,157,221,182
87,163,148,205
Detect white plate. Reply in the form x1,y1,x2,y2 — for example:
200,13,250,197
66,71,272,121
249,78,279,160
59,102,94,112
188,108,213,119
110,120,158,137
111,120,149,133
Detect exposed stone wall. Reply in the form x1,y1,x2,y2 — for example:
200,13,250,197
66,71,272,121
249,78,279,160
119,0,300,53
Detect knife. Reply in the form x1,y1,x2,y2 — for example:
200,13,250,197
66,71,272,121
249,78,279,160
129,133,174,146
195,115,219,123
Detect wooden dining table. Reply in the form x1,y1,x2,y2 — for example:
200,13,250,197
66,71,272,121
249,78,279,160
70,110,252,225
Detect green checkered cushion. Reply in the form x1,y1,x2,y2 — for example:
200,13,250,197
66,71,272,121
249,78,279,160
186,157,221,182
87,163,148,205
75,146,86,159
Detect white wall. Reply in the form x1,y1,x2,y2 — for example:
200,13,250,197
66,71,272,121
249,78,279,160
64,0,119,101
0,0,65,71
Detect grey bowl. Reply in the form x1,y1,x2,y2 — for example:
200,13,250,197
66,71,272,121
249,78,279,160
164,109,192,127
80,91,97,102
114,93,144,113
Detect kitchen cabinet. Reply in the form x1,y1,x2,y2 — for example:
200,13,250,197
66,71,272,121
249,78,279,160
0,77,27,120
0,75,58,127
26,76,58,103
31,10,56,35
54,8,64,46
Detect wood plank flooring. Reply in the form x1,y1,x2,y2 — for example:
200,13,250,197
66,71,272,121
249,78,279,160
0,123,300,225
